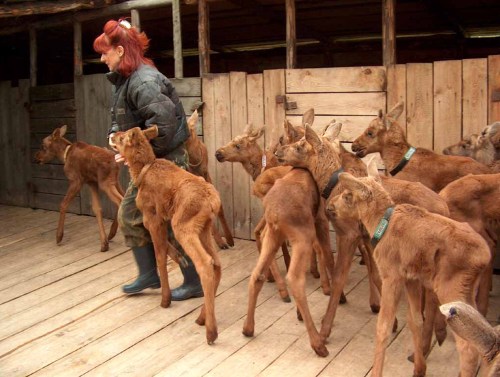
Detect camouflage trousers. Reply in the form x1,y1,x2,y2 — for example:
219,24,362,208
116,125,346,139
118,144,189,248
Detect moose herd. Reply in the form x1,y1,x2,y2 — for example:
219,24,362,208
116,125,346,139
35,101,500,377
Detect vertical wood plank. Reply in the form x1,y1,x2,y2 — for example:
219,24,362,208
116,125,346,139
264,69,286,150
286,0,296,69
29,28,37,87
382,0,396,67
172,0,183,79
433,60,462,153
406,63,433,149
75,74,115,218
488,55,500,123
230,72,250,239
198,0,210,75
131,9,141,31
0,82,11,204
386,64,406,131
247,74,264,239
74,22,82,77
214,74,234,232
462,58,487,136
9,80,31,206
202,75,216,187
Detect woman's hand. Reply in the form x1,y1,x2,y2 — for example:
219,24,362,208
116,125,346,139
114,153,126,164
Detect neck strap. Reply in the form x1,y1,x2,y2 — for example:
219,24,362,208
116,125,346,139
371,207,394,247
390,146,416,176
134,163,153,187
321,167,344,199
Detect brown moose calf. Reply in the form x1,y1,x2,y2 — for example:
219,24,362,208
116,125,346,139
112,126,222,344
329,172,490,377
35,125,123,252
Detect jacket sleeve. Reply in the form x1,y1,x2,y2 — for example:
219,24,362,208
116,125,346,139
129,79,178,155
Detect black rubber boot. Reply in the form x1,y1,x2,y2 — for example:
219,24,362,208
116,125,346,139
122,243,161,294
171,256,204,301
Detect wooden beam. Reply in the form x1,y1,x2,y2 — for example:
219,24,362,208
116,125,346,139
285,0,296,69
382,0,396,67
29,27,37,87
74,21,83,76
198,0,210,75
172,0,183,78
0,0,100,19
0,0,173,36
131,9,141,31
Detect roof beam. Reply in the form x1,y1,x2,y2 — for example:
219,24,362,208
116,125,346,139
0,0,173,35
0,0,105,19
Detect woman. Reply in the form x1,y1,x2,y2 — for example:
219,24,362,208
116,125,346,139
93,18,202,300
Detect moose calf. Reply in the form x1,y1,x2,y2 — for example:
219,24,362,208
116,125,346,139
329,172,490,377
112,126,222,344
35,125,123,252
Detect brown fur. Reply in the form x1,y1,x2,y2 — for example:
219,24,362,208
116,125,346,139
275,122,381,346
184,110,234,249
112,127,222,344
242,168,335,357
440,301,500,377
34,125,123,252
481,121,500,159
330,173,490,377
439,173,500,315
214,115,326,288
443,132,500,172
352,101,492,192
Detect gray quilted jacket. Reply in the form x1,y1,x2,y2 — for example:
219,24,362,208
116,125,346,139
106,64,189,158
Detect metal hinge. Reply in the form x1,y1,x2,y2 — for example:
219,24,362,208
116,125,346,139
491,89,500,102
275,95,297,110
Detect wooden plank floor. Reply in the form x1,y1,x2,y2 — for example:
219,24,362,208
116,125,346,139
0,205,498,377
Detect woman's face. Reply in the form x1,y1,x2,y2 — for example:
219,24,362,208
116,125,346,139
100,45,123,72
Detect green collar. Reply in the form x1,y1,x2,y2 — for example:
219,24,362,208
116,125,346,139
390,146,416,176
371,207,394,247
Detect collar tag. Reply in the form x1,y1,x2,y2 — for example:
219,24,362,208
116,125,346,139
261,154,267,168
371,207,394,247
404,146,417,161
373,219,389,241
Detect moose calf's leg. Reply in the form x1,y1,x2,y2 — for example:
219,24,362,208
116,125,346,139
57,181,82,245
89,184,109,252
243,227,283,337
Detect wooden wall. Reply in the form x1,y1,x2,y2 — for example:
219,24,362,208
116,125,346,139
203,56,500,241
203,67,386,240
29,83,80,213
0,80,30,207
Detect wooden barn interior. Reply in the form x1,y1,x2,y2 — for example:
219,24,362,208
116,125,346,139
0,1,499,376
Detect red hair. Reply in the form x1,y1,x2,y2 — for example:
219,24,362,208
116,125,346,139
93,18,154,77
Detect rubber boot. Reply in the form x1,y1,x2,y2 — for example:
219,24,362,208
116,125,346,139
171,256,204,301
122,243,160,294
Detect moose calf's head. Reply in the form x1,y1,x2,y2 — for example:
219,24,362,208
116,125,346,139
35,125,69,163
351,101,405,158
111,126,158,164
215,124,265,163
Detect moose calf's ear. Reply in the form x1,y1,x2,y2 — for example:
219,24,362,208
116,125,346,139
143,125,159,140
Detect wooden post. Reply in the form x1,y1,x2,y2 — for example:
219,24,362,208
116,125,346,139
74,21,83,76
29,27,37,87
382,0,396,67
198,0,210,75
286,0,296,69
131,9,140,31
172,0,183,78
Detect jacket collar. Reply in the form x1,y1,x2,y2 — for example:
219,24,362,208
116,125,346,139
106,71,126,86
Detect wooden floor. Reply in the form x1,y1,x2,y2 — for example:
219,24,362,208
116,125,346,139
0,205,498,377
